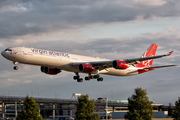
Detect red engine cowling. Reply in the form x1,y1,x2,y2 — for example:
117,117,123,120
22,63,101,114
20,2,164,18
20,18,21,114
79,63,94,73
112,60,129,69
41,66,61,75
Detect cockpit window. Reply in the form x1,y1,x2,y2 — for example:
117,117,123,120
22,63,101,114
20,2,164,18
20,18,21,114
5,48,12,51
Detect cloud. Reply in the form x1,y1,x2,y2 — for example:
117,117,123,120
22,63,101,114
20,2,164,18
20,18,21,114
0,0,180,40
133,0,167,6
23,80,31,83
8,78,19,82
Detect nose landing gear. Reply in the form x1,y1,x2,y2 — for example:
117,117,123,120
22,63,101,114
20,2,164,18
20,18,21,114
13,66,19,70
13,62,19,70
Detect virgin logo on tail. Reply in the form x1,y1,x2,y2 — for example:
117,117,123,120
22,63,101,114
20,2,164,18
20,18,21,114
136,44,158,67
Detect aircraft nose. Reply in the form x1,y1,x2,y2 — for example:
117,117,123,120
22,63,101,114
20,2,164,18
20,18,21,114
1,51,6,57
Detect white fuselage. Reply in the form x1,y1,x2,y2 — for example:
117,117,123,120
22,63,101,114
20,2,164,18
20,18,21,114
1,47,139,76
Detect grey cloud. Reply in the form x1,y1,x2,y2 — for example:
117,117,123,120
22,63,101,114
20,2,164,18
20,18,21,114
0,0,180,39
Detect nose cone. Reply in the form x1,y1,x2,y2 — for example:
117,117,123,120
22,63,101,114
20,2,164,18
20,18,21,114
1,51,6,57
1,51,9,59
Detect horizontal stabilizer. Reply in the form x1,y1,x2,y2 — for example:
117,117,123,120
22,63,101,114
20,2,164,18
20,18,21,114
144,65,177,70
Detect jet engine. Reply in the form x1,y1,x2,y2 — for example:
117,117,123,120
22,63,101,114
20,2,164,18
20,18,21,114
79,63,94,73
112,60,129,69
41,66,61,75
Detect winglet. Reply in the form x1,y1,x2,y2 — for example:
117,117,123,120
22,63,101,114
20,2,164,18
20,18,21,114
167,51,174,56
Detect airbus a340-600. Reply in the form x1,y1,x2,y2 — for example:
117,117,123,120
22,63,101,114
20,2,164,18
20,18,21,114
1,44,176,82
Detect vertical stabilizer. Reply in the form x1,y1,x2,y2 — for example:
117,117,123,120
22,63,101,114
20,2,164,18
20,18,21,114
136,44,158,67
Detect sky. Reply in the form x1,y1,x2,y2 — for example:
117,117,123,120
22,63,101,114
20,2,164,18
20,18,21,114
0,0,180,105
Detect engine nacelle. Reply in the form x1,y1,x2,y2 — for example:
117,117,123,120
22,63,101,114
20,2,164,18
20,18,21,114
79,63,94,73
112,60,129,69
41,66,61,75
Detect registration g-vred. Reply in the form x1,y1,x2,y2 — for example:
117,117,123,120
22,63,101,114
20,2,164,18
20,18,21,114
1,44,176,82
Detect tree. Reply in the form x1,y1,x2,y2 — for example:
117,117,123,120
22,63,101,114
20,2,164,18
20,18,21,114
16,95,43,120
172,97,180,120
168,103,173,118
75,94,99,120
124,87,153,120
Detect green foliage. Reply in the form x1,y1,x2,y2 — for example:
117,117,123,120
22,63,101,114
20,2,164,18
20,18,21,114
172,97,180,120
168,103,173,117
124,87,153,120
16,95,43,120
75,94,99,120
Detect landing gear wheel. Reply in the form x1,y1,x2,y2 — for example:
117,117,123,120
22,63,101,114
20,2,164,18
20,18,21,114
97,77,103,82
85,73,94,81
90,75,94,79
85,76,90,81
73,76,77,80
93,75,97,79
73,76,80,80
77,78,83,82
80,78,83,82
13,66,19,70
74,73,80,81
95,74,101,81
96,74,100,79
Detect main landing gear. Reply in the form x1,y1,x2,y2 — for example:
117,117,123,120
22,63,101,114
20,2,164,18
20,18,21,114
13,62,19,70
73,73,83,82
73,73,103,82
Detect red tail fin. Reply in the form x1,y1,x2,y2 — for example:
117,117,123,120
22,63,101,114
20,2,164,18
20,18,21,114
136,44,158,67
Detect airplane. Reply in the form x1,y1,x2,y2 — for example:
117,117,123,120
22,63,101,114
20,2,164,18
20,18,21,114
1,43,176,82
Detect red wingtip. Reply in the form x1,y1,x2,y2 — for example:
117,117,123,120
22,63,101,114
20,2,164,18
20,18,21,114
168,51,173,55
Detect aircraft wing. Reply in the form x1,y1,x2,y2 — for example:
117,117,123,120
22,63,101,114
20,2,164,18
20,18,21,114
123,51,173,64
69,61,113,68
69,51,174,68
